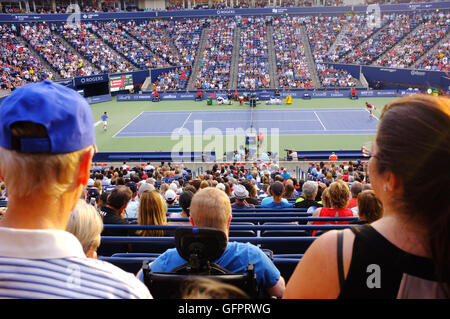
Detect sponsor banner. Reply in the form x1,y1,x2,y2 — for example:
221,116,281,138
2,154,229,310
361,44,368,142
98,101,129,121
74,74,108,86
0,11,156,22
116,89,397,101
85,94,112,104
358,90,397,97
1,2,448,22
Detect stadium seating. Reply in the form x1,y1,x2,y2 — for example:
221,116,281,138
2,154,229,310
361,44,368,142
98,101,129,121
57,23,134,74
340,13,422,65
195,17,235,90
237,16,271,90
119,20,180,67
20,23,96,78
273,16,314,89
375,13,449,68
0,24,53,91
0,11,448,92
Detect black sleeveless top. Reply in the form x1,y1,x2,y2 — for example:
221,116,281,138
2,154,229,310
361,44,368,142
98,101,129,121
338,224,439,299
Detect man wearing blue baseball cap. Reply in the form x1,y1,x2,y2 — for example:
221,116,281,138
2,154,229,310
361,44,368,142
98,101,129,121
0,80,151,298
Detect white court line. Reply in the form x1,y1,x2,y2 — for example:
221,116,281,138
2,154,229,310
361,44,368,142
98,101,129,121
138,108,368,115
189,119,317,123
177,112,192,133
314,111,326,131
94,121,101,127
112,111,144,138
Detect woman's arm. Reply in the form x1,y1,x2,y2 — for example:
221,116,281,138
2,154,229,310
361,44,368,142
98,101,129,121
283,229,355,299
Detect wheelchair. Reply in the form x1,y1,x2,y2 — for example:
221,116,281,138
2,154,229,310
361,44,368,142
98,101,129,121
142,227,261,299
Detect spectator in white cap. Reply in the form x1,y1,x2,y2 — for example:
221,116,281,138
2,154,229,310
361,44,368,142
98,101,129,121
169,182,179,194
138,182,155,198
165,189,177,206
0,80,151,298
216,183,226,192
231,184,255,209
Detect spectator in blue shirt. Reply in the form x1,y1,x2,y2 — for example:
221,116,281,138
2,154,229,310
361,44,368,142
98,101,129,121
261,182,293,209
280,168,291,180
139,188,285,297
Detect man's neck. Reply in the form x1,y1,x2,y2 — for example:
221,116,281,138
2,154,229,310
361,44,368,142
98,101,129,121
0,192,78,230
273,196,283,203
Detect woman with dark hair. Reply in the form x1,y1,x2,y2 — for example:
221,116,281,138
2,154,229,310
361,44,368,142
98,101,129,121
349,190,383,225
284,95,450,298
168,191,194,226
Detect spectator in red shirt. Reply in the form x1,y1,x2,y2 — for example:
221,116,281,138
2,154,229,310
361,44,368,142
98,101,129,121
347,181,362,209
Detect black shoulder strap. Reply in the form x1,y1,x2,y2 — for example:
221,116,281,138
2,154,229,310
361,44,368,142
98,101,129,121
337,230,345,290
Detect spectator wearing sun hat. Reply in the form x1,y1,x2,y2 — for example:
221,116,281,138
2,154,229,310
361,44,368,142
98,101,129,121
231,184,255,209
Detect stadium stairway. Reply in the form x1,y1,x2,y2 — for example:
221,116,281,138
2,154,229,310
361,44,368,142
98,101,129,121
141,76,153,92
338,20,388,64
229,25,241,90
52,30,101,75
412,28,450,69
299,24,322,89
16,34,61,81
372,19,425,67
266,24,279,89
161,28,184,64
117,23,178,68
327,24,349,60
186,25,210,91
88,25,141,71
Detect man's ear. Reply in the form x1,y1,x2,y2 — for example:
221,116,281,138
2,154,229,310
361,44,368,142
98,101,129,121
227,214,232,230
77,147,94,187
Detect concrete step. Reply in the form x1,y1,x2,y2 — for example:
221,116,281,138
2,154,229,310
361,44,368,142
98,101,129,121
299,24,322,89
187,26,210,91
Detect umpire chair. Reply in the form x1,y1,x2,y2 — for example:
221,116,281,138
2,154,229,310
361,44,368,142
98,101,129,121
142,227,260,299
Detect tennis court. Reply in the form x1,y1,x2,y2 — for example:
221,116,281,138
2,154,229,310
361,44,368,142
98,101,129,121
113,108,378,138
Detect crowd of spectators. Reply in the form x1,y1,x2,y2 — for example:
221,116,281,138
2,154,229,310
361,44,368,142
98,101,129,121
93,21,167,69
316,64,357,87
0,79,448,299
305,15,345,64
328,14,380,62
416,39,449,72
152,66,191,91
58,23,134,74
273,16,314,89
0,24,53,92
237,16,271,90
20,23,96,78
166,18,203,66
375,13,449,68
195,17,235,90
341,14,422,65
120,20,181,67
0,12,449,91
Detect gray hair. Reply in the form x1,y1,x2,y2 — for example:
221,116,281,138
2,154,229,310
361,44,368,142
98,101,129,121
302,181,318,199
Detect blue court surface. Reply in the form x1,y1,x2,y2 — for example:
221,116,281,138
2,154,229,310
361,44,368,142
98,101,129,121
113,108,378,138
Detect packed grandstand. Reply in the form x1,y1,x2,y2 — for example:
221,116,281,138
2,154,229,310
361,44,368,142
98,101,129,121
0,1,449,94
0,0,449,303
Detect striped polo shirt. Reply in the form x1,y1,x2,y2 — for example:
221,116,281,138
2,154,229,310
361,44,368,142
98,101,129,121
0,227,152,299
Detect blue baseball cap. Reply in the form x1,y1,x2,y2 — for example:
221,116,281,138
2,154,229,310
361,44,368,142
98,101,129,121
0,80,95,153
